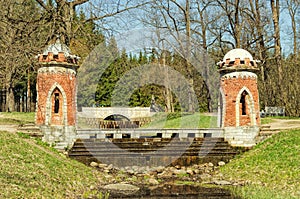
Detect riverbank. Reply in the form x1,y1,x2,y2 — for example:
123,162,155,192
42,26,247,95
0,112,299,198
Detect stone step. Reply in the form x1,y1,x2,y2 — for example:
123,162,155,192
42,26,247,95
68,137,241,166
260,125,271,129
71,142,231,149
75,137,225,143
54,142,69,150
259,129,281,136
69,152,238,158
17,124,43,138
71,145,232,153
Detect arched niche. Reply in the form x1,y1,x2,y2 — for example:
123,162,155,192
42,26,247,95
235,87,256,126
45,83,67,125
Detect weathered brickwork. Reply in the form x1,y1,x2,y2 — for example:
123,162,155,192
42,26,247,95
220,74,260,127
36,66,77,126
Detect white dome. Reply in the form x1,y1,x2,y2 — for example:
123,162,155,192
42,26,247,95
42,40,71,56
223,48,253,62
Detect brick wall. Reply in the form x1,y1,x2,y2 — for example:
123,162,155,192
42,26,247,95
36,66,77,126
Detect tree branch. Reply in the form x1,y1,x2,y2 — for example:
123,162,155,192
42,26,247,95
84,2,149,23
72,0,89,7
35,0,51,11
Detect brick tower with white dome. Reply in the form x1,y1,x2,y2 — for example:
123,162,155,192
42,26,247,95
35,39,80,148
218,48,260,147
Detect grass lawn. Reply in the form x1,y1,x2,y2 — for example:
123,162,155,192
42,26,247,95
260,117,275,125
0,131,103,198
0,112,35,125
221,129,300,199
144,112,218,128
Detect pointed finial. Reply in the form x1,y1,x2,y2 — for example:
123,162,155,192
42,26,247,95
55,35,61,44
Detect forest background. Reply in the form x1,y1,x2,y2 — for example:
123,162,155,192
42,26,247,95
0,0,299,116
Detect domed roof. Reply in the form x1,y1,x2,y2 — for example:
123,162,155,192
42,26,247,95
37,39,80,65
223,48,253,62
42,39,72,56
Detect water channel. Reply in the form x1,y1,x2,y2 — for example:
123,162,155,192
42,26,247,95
101,184,241,199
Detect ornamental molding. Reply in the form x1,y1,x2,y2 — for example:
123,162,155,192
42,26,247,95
38,66,76,76
221,71,257,79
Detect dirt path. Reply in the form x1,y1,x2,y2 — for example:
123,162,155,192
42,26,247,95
0,124,18,133
266,119,300,130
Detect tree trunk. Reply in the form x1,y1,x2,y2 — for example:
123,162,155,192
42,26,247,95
56,1,74,45
249,0,268,107
6,86,15,112
286,0,299,59
185,0,194,112
234,0,241,48
27,68,31,112
164,87,173,112
271,0,284,105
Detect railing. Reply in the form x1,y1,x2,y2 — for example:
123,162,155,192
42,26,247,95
260,106,285,117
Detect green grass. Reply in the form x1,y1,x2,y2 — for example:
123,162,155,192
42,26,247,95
144,112,218,128
0,131,102,198
221,129,300,198
260,117,275,125
0,112,35,125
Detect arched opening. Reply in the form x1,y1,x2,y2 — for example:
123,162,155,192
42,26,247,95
100,114,138,129
54,93,60,113
45,83,68,126
104,114,130,121
51,88,63,125
240,90,248,115
236,87,256,126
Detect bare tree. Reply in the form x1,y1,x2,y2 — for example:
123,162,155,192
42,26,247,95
0,0,43,112
285,0,300,59
246,0,272,107
35,0,149,46
214,0,242,48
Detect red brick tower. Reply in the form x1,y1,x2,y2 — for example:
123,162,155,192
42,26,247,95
35,39,79,147
218,48,260,127
218,49,260,147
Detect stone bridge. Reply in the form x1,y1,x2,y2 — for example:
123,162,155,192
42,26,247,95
79,107,155,120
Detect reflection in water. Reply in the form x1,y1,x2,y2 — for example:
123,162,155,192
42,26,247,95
102,184,241,199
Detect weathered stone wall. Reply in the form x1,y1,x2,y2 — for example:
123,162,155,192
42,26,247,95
40,125,76,148
220,71,260,127
224,126,259,147
36,66,77,126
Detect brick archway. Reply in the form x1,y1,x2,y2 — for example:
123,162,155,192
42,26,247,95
45,83,68,125
235,86,256,126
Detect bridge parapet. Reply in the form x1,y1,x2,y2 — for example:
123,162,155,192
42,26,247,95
80,107,155,120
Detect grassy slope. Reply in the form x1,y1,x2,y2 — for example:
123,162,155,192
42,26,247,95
221,129,300,199
0,131,100,198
